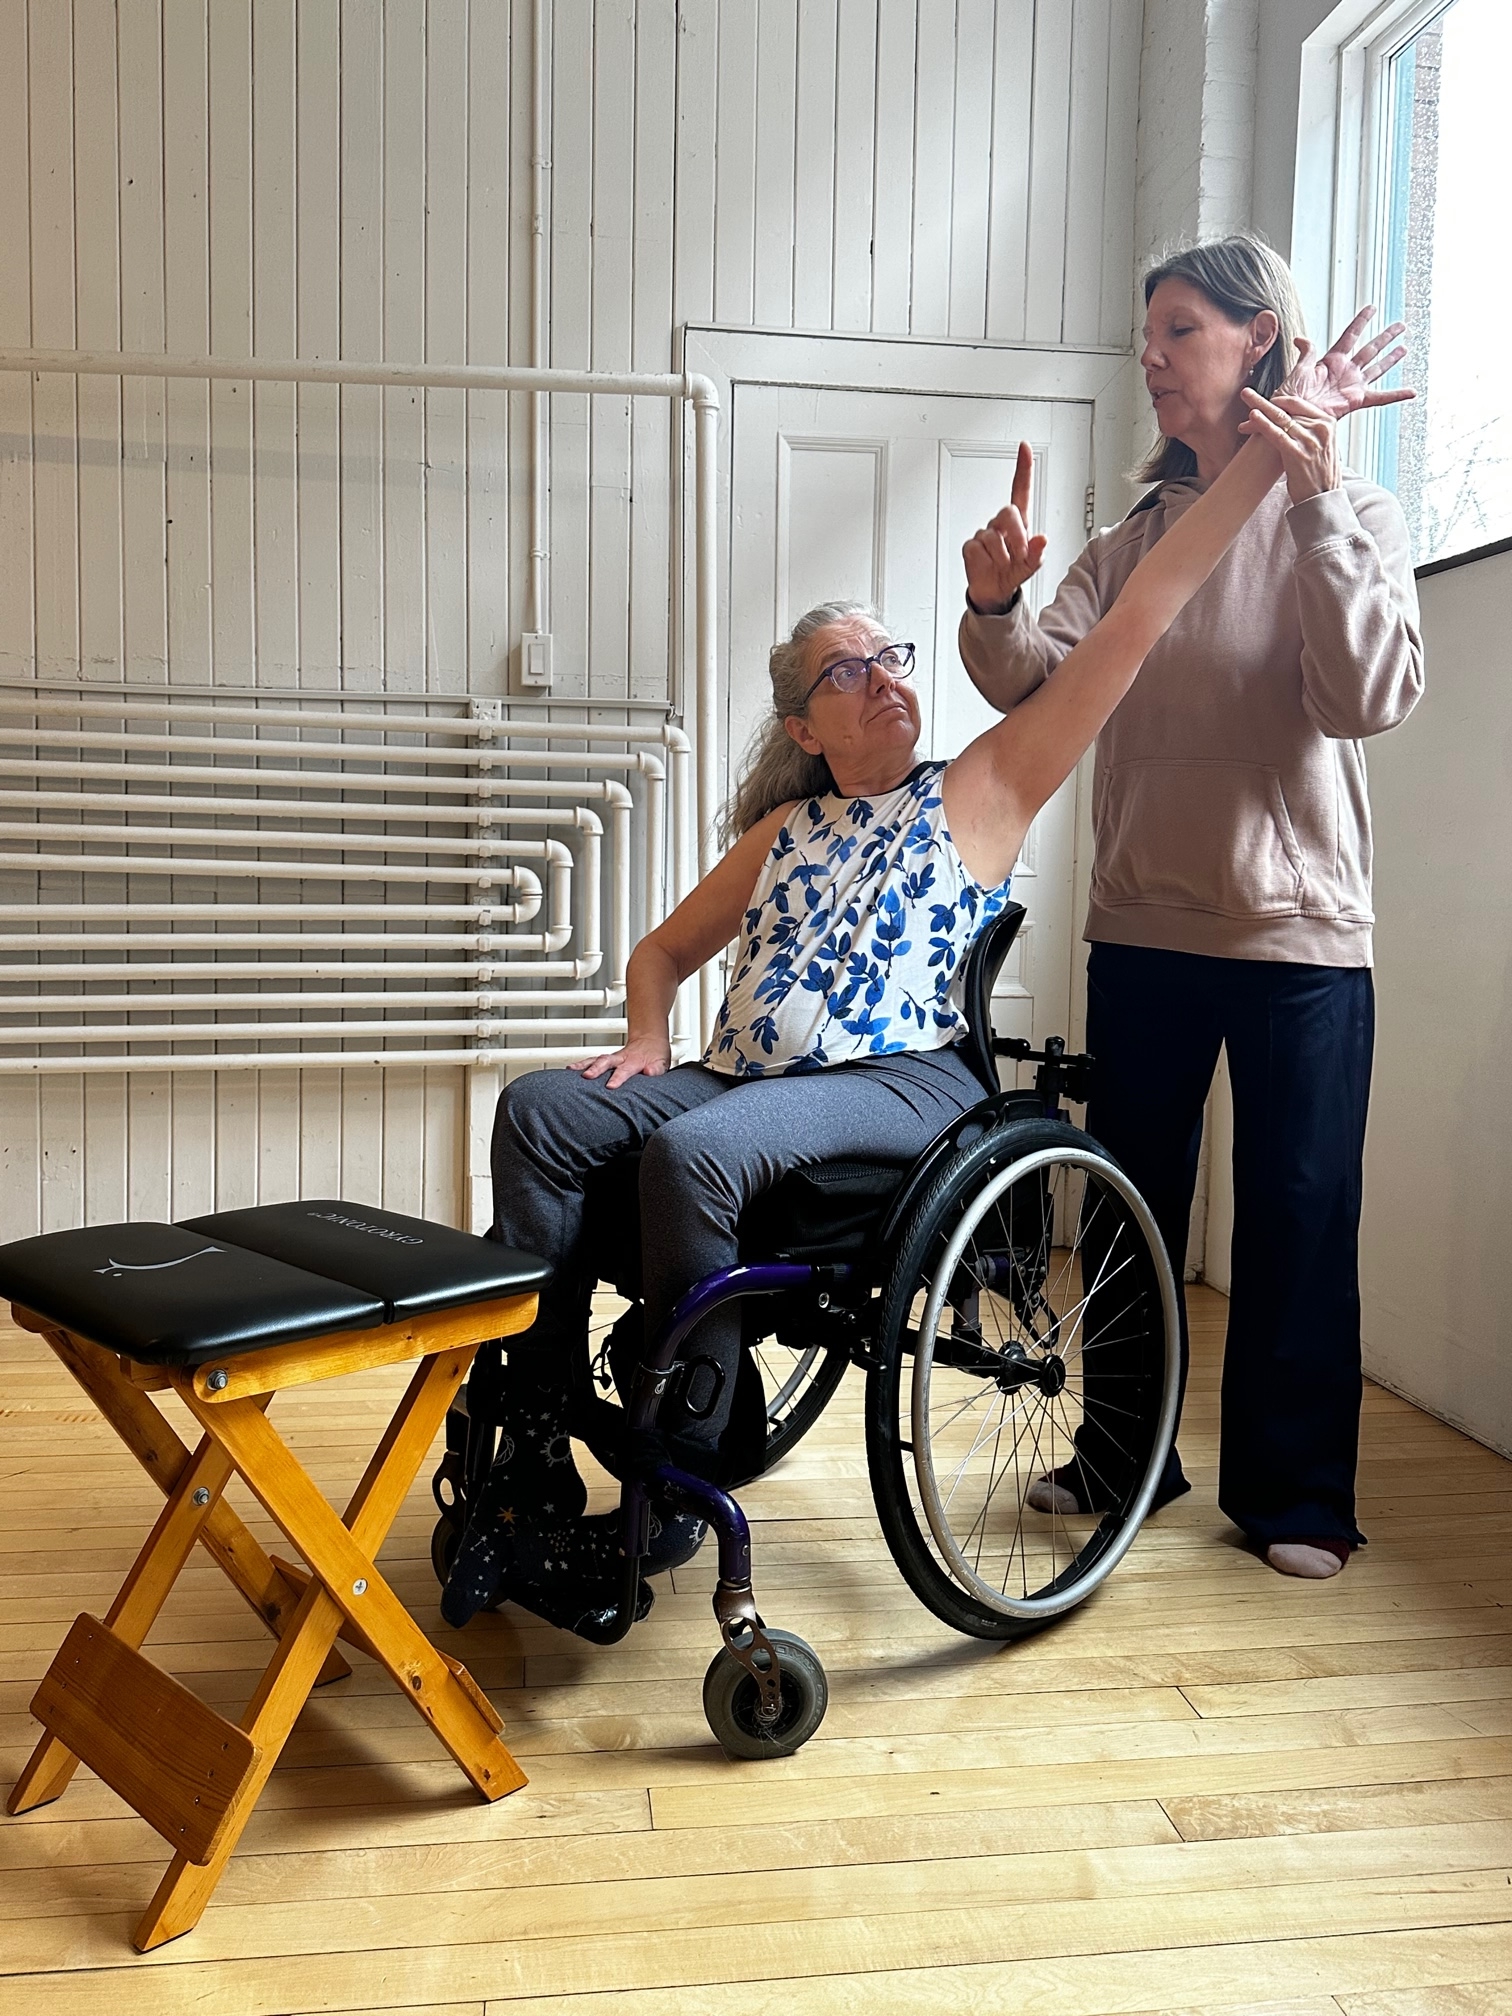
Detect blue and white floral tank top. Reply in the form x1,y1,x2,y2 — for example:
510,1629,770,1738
704,761,1012,1078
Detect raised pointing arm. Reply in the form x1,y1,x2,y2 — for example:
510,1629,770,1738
943,424,1286,886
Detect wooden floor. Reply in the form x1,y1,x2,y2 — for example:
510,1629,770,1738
3,1286,1511,2016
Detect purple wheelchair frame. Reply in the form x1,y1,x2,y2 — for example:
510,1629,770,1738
591,1029,1093,1721
603,1259,852,1717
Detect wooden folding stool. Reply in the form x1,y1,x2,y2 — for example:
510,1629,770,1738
0,1202,550,1951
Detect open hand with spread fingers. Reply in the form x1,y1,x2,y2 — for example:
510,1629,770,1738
962,440,1049,616
1281,304,1414,420
1240,389,1341,503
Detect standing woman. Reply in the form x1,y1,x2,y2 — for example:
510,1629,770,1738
959,235,1421,1580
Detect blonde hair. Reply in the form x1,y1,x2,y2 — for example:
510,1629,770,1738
1135,232,1306,485
721,600,886,840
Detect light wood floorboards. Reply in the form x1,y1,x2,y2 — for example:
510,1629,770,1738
2,1287,1510,2013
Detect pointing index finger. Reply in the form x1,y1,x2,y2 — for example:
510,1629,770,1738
1011,441,1033,520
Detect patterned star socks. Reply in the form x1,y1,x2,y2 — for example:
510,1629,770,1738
440,1357,589,1628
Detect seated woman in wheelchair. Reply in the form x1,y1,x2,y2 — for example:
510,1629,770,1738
441,388,1314,1637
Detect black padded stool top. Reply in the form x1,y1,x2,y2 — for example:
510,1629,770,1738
181,1201,549,1322
0,1203,550,1368
0,1221,385,1366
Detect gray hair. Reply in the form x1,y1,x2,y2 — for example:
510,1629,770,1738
721,600,886,841
1135,231,1306,485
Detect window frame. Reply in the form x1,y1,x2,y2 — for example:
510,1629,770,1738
1331,0,1449,482
1314,0,1505,563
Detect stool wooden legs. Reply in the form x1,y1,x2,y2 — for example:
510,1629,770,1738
7,1327,529,1954
135,1344,526,1951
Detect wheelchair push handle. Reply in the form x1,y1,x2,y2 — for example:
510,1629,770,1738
991,1032,1095,1114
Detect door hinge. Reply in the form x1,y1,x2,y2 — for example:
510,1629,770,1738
1084,484,1097,539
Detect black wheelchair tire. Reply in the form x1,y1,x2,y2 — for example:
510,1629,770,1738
864,1115,1179,1641
430,1513,460,1588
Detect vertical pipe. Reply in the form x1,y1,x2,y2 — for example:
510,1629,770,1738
692,388,720,1045
527,0,551,639
602,790,631,991
666,732,696,1054
642,757,664,929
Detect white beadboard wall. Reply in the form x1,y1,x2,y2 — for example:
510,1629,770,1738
0,0,1141,1237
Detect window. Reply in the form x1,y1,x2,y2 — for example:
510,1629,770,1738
1360,0,1512,567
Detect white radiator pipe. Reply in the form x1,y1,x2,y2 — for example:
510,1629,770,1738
0,984,626,1007
0,689,686,744
4,990,484,1012
0,931,571,955
0,345,702,404
0,803,600,846
0,747,666,794
528,0,551,640
0,849,543,893
0,1017,627,1045
693,396,719,1042
17,903,547,924
0,1046,642,1075
1,962,486,980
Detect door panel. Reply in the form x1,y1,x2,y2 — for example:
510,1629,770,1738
729,382,1093,1053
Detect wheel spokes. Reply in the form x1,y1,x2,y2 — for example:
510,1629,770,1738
907,1144,1177,1619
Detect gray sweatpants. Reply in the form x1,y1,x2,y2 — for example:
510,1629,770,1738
490,1047,984,1433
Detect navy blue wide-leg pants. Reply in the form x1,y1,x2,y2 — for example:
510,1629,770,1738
1083,942,1375,1548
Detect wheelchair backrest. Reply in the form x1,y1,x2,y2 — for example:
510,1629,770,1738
957,900,1027,1093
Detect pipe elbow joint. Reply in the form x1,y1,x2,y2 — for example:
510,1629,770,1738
504,865,544,922
683,371,720,414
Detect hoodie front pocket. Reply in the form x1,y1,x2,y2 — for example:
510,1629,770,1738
1091,759,1307,918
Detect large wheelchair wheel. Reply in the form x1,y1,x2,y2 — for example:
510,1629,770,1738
752,1328,850,1471
865,1117,1180,1640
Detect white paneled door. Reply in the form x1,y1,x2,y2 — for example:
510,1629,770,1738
728,384,1094,1050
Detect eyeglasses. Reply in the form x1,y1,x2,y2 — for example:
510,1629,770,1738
802,642,916,706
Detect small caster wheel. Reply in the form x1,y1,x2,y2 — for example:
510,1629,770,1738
430,1514,461,1589
702,1629,828,1760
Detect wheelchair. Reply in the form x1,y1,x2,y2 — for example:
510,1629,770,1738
431,902,1181,1760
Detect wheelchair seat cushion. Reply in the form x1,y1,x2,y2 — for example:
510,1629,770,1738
180,1201,550,1322
737,1156,912,1263
0,1220,387,1366
584,1150,911,1293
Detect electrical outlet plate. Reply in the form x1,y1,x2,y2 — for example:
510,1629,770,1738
521,632,554,687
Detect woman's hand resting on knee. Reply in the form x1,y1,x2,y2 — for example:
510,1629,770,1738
569,1032,672,1088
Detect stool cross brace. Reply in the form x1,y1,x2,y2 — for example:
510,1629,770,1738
6,1295,535,1951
